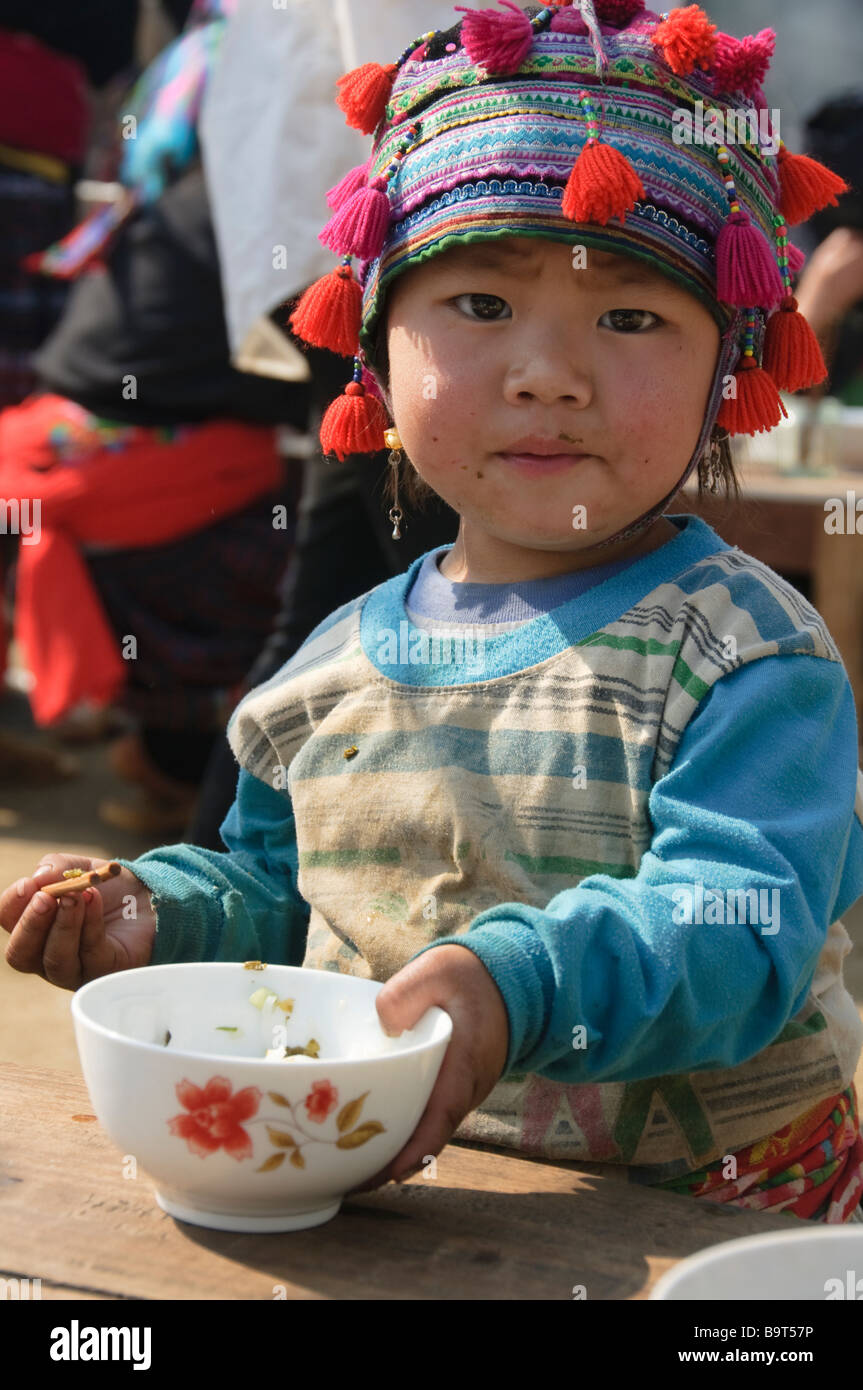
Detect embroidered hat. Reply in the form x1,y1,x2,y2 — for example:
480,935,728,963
289,1,848,540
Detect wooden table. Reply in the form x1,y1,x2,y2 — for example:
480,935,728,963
0,1063,799,1301
678,459,863,722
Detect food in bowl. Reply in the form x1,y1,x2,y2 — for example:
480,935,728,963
160,981,318,1059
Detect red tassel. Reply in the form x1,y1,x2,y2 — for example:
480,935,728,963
652,5,717,76
777,145,849,226
716,210,784,308
320,382,389,460
716,355,787,435
288,265,362,357
318,177,390,260
454,0,535,74
762,294,827,393
562,139,645,225
336,62,398,135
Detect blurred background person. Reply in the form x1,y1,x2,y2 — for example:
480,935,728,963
0,1,140,782
0,0,141,409
0,0,314,830
794,92,863,405
186,0,463,849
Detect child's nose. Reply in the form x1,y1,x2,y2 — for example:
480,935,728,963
501,351,594,407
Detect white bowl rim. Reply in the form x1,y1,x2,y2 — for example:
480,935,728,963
71,961,453,1066
650,1223,863,1300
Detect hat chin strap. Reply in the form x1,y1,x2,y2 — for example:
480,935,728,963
579,312,744,552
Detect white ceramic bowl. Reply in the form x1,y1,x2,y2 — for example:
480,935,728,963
72,962,451,1232
650,1226,863,1300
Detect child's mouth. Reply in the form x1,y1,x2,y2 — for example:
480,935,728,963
496,452,590,474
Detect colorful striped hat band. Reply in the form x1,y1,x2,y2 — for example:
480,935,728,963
289,1,849,548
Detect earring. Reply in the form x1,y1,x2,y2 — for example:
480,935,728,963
383,426,404,540
705,432,724,494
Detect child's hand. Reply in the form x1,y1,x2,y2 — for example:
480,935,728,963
1,854,157,990
795,227,863,336
348,944,510,1193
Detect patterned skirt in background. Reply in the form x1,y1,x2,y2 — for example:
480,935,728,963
0,164,75,409
86,480,302,736
652,1083,863,1222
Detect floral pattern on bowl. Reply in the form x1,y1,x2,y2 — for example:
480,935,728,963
167,1076,385,1172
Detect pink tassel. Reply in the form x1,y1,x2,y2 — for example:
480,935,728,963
627,13,658,36
454,0,535,74
716,210,784,308
594,0,645,23
550,7,590,35
712,29,775,99
361,365,384,400
550,8,633,34
318,177,390,260
550,4,631,37
326,158,372,211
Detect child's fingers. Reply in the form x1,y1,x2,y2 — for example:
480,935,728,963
0,856,96,935
0,868,54,935
375,954,445,1036
31,855,97,883
346,1162,394,1196
41,890,90,990
388,1058,470,1182
78,887,110,981
4,890,63,974
350,1047,472,1193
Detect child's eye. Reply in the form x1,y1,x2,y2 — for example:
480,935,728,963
600,309,660,332
451,293,512,321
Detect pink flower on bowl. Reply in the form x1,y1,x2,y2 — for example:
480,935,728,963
304,1080,339,1124
168,1076,262,1160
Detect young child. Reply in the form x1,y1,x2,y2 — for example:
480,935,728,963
5,0,863,1221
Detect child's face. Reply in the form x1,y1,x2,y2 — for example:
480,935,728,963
384,235,720,577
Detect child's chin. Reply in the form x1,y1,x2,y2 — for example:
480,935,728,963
489,523,611,551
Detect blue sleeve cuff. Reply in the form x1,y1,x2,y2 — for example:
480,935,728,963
412,923,554,1074
115,765,311,966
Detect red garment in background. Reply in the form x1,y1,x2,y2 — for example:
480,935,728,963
0,394,283,725
0,31,89,163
